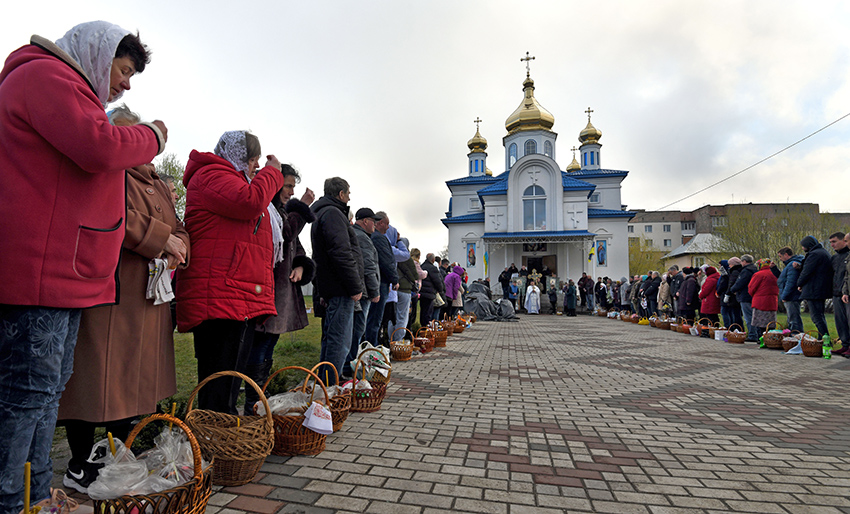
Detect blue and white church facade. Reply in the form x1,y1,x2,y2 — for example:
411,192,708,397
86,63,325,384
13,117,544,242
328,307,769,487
442,67,635,288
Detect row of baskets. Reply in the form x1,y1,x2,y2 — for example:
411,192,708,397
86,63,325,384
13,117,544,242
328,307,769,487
92,313,480,513
601,309,829,357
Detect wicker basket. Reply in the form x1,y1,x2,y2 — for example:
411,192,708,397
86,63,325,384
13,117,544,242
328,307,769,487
726,323,747,344
262,366,330,456
414,327,435,353
350,348,392,413
453,317,466,333
469,312,478,323
631,314,640,324
185,371,274,486
696,318,713,338
308,362,351,433
762,321,785,349
390,328,414,361
709,324,724,339
444,320,456,336
648,317,657,327
801,331,824,357
432,324,448,347
92,414,213,514
782,334,802,352
655,319,671,330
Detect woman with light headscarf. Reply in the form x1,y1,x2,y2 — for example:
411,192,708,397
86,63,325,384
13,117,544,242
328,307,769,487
0,21,165,512
177,131,283,414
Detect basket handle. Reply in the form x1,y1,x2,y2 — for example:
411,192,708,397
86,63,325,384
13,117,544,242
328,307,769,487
353,347,393,382
416,327,433,339
728,323,743,333
125,413,203,481
391,327,414,342
309,361,339,387
764,320,782,334
264,366,330,406
186,370,273,426
697,317,711,327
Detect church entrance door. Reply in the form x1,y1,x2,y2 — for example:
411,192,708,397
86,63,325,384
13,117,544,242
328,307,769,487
523,255,557,291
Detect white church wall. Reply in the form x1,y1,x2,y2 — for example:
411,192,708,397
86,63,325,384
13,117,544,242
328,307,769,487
589,219,630,281
506,157,563,232
483,198,508,232
447,224,485,281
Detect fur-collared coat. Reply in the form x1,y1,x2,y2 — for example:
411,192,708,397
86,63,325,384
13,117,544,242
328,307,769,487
257,199,316,334
59,166,188,422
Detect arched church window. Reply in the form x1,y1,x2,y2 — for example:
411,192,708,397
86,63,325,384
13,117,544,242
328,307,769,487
524,139,537,156
544,141,552,157
509,143,517,166
522,184,546,231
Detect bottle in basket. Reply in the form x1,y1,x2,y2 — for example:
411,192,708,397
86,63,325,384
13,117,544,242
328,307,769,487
823,334,831,359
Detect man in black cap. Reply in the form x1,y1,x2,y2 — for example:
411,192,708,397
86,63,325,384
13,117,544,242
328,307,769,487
364,210,398,346
345,208,381,376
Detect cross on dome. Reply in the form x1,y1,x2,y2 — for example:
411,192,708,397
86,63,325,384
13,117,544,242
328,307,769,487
474,117,482,130
585,107,594,121
521,52,535,77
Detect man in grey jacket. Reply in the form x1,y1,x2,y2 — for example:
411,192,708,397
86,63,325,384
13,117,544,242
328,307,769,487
346,208,381,377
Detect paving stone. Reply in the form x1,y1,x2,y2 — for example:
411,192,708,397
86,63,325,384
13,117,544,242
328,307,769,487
226,495,284,514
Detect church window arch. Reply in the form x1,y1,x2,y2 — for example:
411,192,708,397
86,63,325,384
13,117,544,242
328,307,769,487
544,141,552,157
522,184,546,231
509,143,517,166
524,139,537,156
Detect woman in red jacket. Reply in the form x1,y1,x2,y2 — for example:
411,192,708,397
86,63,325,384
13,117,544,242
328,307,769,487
176,130,283,414
748,258,780,339
698,266,721,324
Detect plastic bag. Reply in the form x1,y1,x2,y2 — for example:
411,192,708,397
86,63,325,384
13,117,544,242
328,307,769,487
350,342,391,381
86,438,148,500
258,391,311,416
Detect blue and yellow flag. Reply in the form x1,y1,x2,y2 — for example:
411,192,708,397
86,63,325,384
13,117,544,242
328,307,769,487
588,245,595,263
483,251,489,276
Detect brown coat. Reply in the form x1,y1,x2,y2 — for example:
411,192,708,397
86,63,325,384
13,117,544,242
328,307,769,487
257,199,315,334
59,166,190,423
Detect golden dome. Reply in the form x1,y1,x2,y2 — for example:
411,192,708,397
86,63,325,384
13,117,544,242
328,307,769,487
505,76,555,134
467,128,488,153
578,119,602,145
485,167,493,176
566,156,581,172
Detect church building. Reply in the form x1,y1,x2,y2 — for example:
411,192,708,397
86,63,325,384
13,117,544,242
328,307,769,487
442,57,635,289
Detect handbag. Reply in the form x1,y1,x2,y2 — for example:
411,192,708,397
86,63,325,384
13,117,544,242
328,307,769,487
433,293,446,307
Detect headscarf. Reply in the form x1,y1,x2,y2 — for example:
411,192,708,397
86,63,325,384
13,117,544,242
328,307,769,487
728,257,742,267
55,21,131,108
756,258,772,270
214,130,284,265
214,131,250,174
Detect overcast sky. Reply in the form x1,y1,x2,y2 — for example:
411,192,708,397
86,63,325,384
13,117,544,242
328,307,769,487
3,1,849,255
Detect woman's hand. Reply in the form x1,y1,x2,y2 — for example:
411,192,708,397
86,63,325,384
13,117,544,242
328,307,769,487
301,187,315,206
164,234,187,269
289,266,304,283
265,154,282,171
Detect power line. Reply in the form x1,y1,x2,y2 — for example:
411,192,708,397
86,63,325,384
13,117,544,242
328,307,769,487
656,111,850,210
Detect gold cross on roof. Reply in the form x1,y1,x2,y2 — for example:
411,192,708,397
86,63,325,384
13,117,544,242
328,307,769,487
521,52,535,77
585,107,594,121
474,117,482,130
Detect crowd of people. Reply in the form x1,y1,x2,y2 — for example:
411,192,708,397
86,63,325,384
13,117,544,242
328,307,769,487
582,233,850,352
0,21,470,512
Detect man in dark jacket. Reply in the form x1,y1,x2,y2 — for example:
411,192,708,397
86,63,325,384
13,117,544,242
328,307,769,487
644,271,662,315
828,232,850,353
720,257,744,328
796,235,833,339
776,247,804,333
364,212,398,345
668,265,684,314
729,254,759,341
419,253,446,325
311,177,364,379
498,268,512,301
346,208,381,376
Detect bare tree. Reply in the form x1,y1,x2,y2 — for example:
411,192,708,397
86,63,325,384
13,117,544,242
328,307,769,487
628,236,666,277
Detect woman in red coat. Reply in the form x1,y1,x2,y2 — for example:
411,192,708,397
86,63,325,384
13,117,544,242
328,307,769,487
698,266,721,324
748,259,780,338
176,130,283,414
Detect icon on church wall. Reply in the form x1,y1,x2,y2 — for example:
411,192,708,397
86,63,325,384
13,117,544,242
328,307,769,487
523,243,547,252
596,240,607,266
467,243,476,267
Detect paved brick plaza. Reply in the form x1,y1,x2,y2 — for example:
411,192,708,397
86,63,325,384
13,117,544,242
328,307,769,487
205,314,850,513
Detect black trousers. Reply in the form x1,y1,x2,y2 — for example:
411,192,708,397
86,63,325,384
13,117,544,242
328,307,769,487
419,297,434,326
193,318,256,415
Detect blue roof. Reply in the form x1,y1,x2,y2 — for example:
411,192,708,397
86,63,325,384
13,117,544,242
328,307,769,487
477,177,509,197
588,208,636,219
446,175,500,188
568,168,629,178
561,172,596,191
441,212,485,225
483,230,596,239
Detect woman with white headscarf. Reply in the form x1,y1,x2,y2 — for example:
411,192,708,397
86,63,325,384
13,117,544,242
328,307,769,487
0,21,165,512
177,131,283,414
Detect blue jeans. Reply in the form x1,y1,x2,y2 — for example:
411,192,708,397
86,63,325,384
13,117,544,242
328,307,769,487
783,301,803,333
0,306,81,514
587,293,596,311
741,302,757,340
249,331,280,365
363,282,389,344
390,292,411,341
320,296,354,381
808,299,829,339
346,298,371,376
